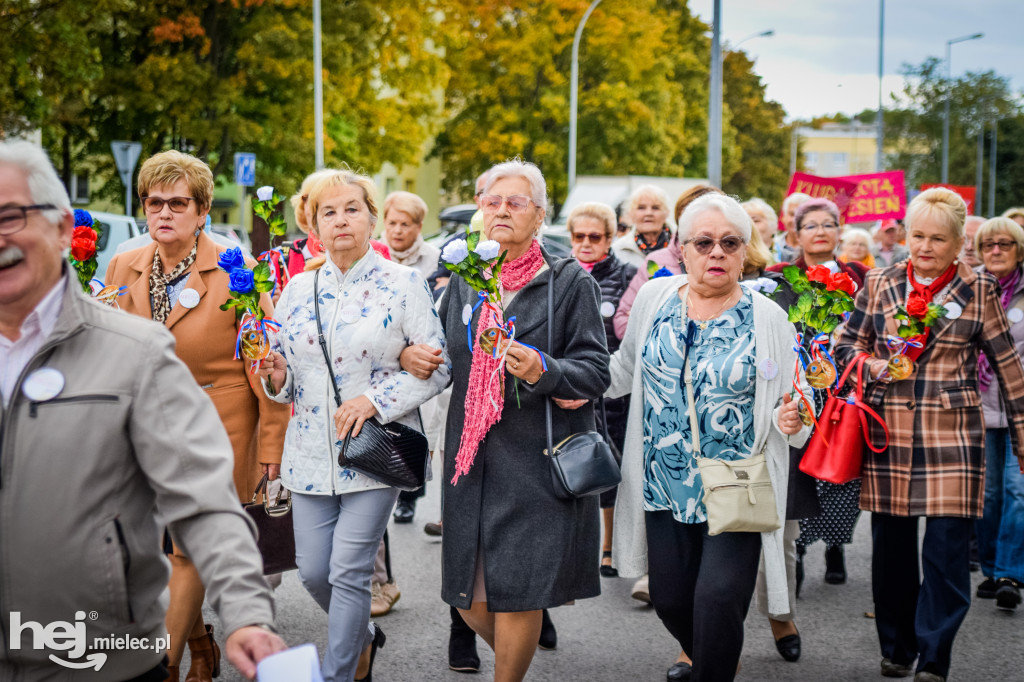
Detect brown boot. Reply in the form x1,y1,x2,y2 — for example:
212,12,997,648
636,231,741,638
163,664,179,682
184,625,221,681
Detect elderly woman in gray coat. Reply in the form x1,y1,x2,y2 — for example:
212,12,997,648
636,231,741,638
401,159,609,682
607,193,810,682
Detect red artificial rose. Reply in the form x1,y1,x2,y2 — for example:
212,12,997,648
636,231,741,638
826,272,856,296
70,237,96,262
72,226,97,242
807,265,831,285
906,295,929,319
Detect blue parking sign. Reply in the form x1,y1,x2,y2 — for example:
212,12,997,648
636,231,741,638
234,152,256,187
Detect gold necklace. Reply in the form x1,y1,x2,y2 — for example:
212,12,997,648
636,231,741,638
687,291,736,330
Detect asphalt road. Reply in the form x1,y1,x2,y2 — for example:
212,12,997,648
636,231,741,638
203,473,1024,681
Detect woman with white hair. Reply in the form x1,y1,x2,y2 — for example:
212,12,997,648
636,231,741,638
611,184,674,269
742,197,779,249
608,193,810,681
839,227,876,268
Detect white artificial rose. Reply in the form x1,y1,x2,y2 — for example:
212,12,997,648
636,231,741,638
256,186,274,201
442,239,470,265
474,240,501,261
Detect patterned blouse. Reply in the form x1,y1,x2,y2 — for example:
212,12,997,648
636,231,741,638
640,289,757,523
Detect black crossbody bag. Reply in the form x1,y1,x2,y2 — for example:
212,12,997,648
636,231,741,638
542,268,622,499
314,269,429,491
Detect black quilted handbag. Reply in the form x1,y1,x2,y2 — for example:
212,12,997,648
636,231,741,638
314,270,429,492
542,269,622,500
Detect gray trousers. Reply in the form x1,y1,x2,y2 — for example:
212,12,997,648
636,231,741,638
292,487,400,682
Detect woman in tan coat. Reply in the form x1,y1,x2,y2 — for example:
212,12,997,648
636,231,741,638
106,150,289,682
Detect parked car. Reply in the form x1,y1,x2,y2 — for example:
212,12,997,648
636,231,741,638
89,211,142,282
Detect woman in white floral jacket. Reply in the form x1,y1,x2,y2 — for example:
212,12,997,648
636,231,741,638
259,169,449,682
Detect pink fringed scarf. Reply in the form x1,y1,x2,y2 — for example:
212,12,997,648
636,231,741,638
452,239,545,484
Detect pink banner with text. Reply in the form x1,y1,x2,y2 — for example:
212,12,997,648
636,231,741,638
840,171,907,223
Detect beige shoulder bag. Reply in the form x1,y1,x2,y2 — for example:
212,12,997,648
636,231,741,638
686,352,781,536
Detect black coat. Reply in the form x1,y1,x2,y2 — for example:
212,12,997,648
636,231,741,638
587,253,636,355
438,250,611,611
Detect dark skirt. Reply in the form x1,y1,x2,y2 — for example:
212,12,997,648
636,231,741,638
797,479,862,547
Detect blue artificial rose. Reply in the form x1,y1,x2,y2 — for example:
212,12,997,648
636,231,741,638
218,247,246,273
652,267,674,279
73,209,93,228
229,268,255,295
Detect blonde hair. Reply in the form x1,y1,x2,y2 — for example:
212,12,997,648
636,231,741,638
744,220,773,274
841,227,873,248
782,192,813,216
628,184,672,224
306,169,379,233
976,217,1024,263
906,187,967,240
290,169,335,234
382,191,428,225
567,202,616,241
1002,207,1024,223
137,150,214,212
741,197,778,228
674,185,722,223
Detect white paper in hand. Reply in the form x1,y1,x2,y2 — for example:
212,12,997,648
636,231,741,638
257,644,323,682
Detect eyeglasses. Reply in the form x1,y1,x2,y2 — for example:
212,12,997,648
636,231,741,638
142,196,197,214
0,204,57,236
684,235,745,255
571,232,605,244
798,221,839,232
980,240,1017,253
479,194,534,213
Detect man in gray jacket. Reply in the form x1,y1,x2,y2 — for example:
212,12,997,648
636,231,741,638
0,141,286,680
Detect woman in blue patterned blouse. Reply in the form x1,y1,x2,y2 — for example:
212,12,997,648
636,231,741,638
607,193,810,681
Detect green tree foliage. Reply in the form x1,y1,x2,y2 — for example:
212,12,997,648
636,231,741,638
3,0,448,210
884,57,1021,207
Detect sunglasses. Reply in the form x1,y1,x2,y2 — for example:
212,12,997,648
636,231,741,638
571,232,605,244
980,240,1017,253
142,196,197,214
685,235,745,255
479,194,534,213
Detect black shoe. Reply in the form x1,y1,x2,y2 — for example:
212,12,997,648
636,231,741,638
538,609,557,650
996,578,1022,611
824,545,846,584
355,624,386,682
775,633,801,662
600,550,618,578
448,630,480,673
393,500,415,523
880,657,913,678
424,520,443,536
666,661,692,681
977,576,998,599
796,545,805,598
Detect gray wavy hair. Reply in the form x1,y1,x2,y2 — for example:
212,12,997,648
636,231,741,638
678,194,753,243
485,158,548,213
0,141,71,225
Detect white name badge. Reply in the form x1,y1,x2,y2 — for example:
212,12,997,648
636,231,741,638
340,303,362,324
462,303,473,326
179,288,200,309
944,302,963,320
1009,308,1024,324
600,301,616,318
758,358,779,381
22,368,65,402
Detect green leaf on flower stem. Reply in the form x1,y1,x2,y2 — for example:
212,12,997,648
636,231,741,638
782,265,802,284
788,306,802,324
467,232,480,250
647,260,659,277
219,302,231,311
821,317,840,334
792,280,810,294
253,262,271,281
898,326,914,339
255,280,274,293
796,292,813,314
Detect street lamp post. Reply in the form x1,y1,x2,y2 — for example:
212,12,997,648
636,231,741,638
313,0,325,170
708,0,722,187
568,0,603,194
941,32,983,183
877,0,884,172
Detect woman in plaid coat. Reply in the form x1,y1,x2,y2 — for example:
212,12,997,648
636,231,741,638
835,188,1024,682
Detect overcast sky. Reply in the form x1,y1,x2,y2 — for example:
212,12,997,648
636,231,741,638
687,0,1023,120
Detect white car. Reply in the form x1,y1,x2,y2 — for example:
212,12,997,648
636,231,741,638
88,211,142,282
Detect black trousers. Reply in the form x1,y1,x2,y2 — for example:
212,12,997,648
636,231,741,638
645,511,762,682
871,513,972,678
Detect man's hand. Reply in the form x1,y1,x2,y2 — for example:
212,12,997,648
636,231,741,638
334,395,379,439
400,344,444,380
225,625,287,680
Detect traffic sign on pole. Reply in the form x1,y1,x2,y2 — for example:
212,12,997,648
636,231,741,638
234,153,256,187
111,141,142,216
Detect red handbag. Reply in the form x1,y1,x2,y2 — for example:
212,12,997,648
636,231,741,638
799,353,889,485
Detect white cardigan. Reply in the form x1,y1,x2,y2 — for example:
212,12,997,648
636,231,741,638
606,275,810,616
